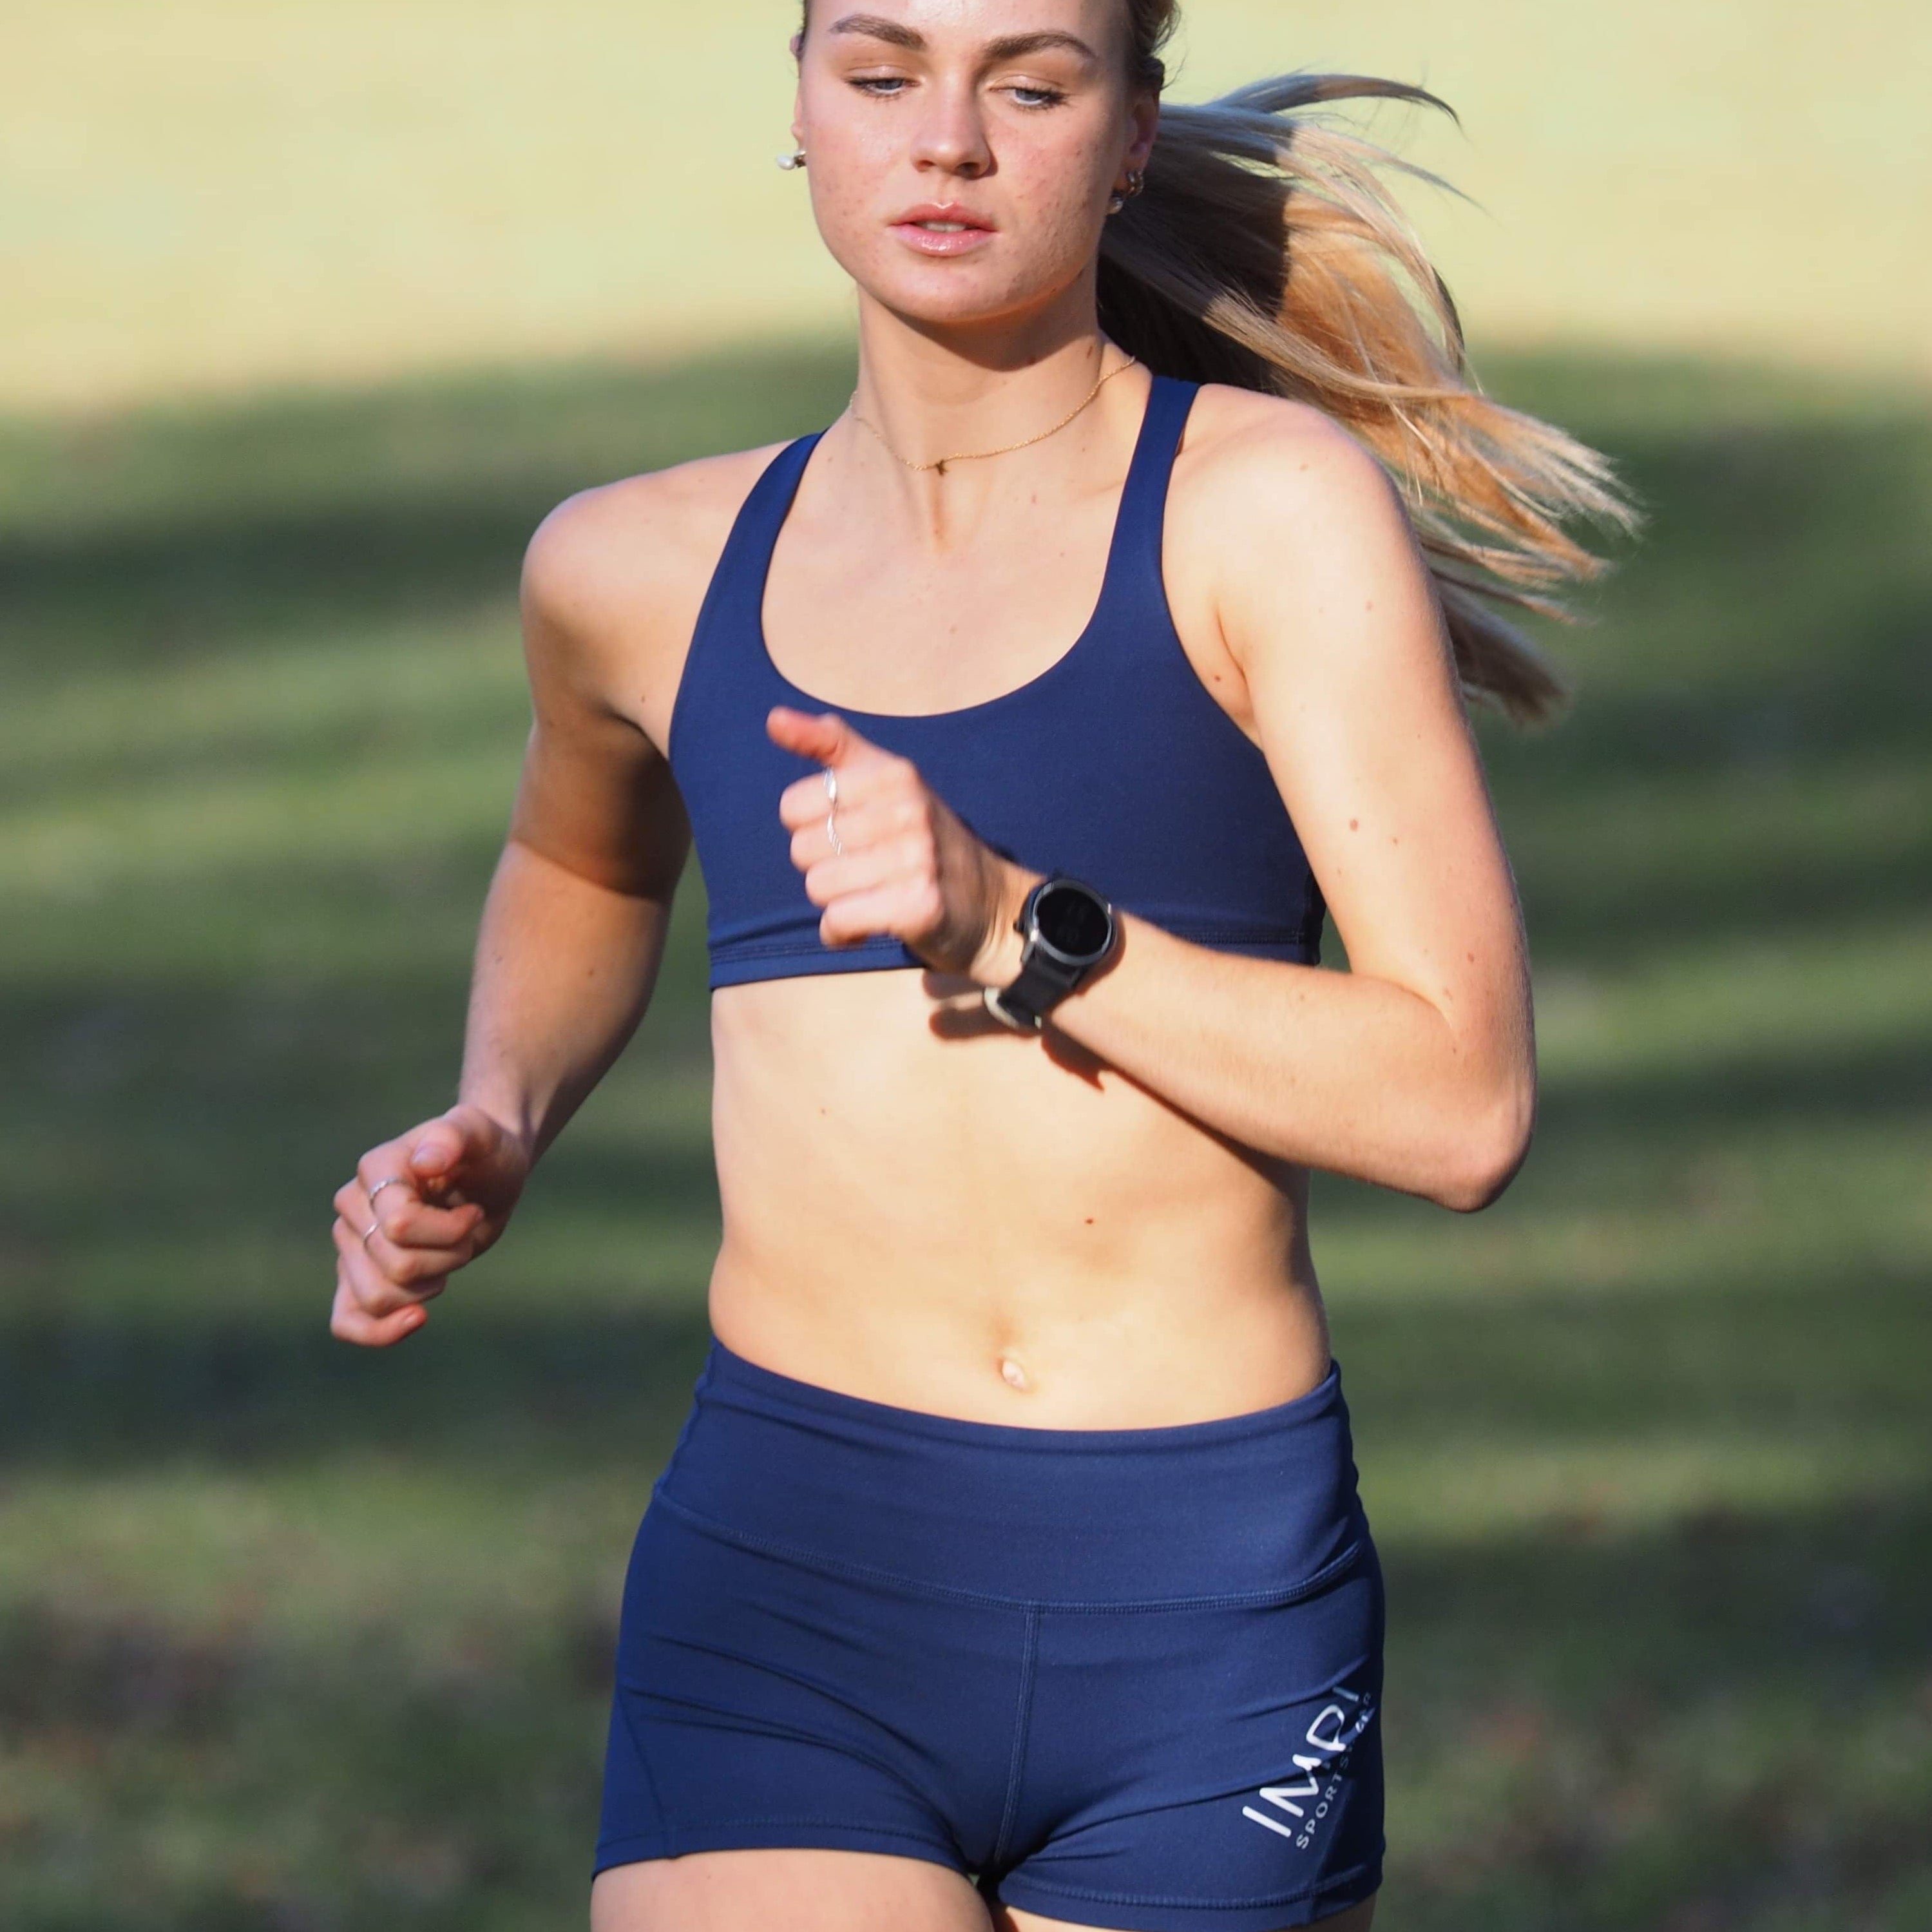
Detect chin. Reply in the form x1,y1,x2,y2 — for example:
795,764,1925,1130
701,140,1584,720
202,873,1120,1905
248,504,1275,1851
840,247,1084,334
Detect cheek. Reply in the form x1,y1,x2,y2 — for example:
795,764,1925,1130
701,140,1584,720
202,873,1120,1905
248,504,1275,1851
1009,122,1112,215
798,117,899,265
794,85,1121,300
996,127,1114,266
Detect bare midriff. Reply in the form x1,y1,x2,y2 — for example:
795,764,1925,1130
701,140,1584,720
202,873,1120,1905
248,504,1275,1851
703,964,1333,1430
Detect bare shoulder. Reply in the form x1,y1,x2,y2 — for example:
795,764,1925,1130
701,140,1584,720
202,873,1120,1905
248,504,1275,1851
1166,380,1447,689
1171,381,1413,558
519,442,787,746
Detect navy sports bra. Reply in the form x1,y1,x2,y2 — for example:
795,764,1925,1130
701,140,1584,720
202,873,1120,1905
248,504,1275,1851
666,373,1326,990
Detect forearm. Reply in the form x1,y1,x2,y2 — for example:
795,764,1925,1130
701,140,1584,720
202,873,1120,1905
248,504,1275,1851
991,880,1533,1210
457,836,675,1166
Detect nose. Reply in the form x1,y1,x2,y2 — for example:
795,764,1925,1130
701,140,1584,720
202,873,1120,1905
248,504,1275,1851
910,76,993,179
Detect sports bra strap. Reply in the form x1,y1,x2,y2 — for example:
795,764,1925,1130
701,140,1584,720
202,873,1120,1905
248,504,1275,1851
1103,374,1200,612
689,430,823,641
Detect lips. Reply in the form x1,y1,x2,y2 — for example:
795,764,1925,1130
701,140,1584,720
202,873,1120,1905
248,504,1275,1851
889,204,997,258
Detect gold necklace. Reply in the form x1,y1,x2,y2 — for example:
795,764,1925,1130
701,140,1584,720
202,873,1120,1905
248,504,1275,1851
848,352,1139,477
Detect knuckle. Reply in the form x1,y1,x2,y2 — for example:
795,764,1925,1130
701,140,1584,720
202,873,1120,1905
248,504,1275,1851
352,1271,397,1317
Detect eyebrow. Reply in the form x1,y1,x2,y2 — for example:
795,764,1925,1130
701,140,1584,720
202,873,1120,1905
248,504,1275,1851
826,15,1100,63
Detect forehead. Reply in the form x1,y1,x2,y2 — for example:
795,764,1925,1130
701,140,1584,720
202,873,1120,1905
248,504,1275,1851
814,0,1125,56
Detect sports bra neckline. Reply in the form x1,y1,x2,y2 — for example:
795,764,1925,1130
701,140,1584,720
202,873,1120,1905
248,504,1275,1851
749,371,1190,727
665,368,1326,989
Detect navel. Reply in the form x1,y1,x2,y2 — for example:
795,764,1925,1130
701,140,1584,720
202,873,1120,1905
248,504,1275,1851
999,1356,1030,1392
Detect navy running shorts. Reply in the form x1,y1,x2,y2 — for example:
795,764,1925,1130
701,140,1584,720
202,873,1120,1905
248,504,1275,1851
595,1335,1386,1931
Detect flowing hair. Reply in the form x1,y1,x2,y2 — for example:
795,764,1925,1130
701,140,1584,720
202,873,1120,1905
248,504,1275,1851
805,1,1643,723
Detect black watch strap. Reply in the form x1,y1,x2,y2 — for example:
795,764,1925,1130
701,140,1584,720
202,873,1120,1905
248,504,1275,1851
983,875,1117,1033
986,947,1086,1031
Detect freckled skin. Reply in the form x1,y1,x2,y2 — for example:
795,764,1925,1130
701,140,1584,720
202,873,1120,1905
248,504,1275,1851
793,1,1134,337
373,1,1532,1443
340,13,1530,1924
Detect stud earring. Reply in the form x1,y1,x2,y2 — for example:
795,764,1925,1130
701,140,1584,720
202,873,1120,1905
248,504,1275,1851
776,147,807,171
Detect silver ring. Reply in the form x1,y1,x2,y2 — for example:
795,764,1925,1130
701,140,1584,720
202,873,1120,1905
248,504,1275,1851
361,1218,381,1248
823,766,845,855
367,1176,406,1208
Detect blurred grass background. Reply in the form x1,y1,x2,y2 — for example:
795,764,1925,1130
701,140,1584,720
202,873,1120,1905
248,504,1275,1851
2,1,1929,1928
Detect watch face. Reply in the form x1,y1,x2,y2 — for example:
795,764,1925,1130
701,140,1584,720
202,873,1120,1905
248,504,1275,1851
1034,880,1114,963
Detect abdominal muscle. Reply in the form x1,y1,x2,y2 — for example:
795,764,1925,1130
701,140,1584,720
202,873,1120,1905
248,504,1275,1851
702,962,1334,1430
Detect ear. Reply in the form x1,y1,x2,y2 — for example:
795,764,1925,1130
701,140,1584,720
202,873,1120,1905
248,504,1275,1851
1125,90,1160,171
789,30,803,59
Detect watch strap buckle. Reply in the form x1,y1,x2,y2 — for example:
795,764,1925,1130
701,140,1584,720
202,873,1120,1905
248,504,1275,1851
982,984,1043,1032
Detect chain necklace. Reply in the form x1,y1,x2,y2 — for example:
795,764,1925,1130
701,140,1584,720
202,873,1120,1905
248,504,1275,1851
848,352,1139,477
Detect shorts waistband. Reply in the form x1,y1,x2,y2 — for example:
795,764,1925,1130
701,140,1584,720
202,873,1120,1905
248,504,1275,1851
652,1334,1368,1607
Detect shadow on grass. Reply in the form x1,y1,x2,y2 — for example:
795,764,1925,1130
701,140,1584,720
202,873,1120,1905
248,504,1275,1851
1373,1491,1932,1932
2,341,1929,1931
0,341,861,671
0,1301,718,1473
1,1489,1924,1932
4,1265,1924,1481
5,343,1927,966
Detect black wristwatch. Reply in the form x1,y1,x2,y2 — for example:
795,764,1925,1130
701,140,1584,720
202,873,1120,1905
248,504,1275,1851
982,875,1119,1033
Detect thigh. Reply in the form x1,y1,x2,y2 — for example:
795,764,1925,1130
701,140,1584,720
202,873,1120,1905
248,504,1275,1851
591,1846,997,1932
995,1896,1377,1932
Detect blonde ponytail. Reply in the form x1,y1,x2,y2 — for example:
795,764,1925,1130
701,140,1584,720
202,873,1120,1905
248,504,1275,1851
1102,67,1642,723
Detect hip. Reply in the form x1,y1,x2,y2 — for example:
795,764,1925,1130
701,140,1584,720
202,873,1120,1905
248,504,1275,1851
648,1331,1372,1607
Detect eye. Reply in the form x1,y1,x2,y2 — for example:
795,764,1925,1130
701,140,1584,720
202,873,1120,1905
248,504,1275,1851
849,74,910,97
1005,83,1067,109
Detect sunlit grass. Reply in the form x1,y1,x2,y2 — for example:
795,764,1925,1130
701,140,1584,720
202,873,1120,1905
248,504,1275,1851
6,4,1927,410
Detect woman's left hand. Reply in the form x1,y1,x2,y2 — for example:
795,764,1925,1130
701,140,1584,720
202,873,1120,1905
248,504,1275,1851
769,705,1037,985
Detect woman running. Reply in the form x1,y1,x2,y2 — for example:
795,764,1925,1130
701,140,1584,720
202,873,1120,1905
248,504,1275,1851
329,3,1633,1927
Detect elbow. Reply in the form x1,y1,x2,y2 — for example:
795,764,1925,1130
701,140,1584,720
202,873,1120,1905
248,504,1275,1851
1428,1070,1536,1214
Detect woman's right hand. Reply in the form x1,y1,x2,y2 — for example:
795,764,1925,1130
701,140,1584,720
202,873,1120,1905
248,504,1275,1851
329,1104,531,1346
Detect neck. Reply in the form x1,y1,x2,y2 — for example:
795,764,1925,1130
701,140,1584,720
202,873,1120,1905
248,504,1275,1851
848,271,1119,459
838,276,1145,527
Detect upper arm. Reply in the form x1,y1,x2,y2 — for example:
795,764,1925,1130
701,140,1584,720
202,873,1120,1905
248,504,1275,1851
508,456,763,901
1196,403,1533,1074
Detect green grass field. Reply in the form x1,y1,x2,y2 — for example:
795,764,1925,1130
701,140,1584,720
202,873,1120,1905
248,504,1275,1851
2,341,1929,1930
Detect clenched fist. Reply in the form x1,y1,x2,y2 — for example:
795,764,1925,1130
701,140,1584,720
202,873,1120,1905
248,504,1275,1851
769,705,1038,984
329,1104,529,1346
